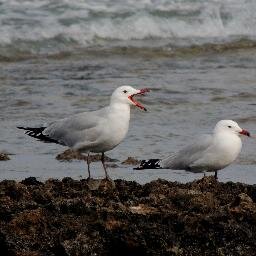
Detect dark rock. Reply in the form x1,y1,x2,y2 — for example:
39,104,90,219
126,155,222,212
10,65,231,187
21,177,43,186
0,176,256,255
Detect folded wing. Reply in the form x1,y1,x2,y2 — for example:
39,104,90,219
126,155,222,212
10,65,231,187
160,134,213,171
19,107,109,149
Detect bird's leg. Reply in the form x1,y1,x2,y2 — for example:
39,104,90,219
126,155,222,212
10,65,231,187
101,152,110,180
214,170,218,180
86,152,91,179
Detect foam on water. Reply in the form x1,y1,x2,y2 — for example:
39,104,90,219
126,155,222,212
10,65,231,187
1,0,256,58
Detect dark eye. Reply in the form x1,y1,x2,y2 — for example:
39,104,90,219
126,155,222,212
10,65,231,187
228,126,232,128
123,90,127,94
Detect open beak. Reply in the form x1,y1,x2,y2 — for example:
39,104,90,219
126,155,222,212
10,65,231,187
239,129,250,137
128,88,150,111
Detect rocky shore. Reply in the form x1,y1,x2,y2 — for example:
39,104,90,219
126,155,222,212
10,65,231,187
0,176,256,255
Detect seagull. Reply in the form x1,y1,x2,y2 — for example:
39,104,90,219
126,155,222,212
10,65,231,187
18,85,150,179
135,120,250,179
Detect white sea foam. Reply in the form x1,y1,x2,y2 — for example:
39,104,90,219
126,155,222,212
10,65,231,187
0,0,256,55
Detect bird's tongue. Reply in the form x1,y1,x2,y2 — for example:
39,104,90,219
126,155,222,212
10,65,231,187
128,95,147,111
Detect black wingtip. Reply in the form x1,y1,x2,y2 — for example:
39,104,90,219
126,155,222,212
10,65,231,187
17,126,59,144
134,159,162,170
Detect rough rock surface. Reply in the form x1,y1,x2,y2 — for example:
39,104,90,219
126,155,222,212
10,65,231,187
0,176,256,255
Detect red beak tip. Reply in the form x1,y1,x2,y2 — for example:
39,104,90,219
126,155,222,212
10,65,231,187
240,129,250,137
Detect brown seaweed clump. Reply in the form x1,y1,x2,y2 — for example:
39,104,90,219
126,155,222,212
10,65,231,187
0,153,10,161
121,157,140,165
0,176,256,255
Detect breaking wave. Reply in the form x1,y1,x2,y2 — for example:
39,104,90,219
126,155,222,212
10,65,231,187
1,0,256,59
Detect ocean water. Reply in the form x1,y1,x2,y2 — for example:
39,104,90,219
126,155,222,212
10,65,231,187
1,0,256,59
0,0,255,184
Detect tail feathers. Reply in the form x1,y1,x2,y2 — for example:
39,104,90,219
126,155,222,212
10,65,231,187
134,159,162,170
17,126,59,144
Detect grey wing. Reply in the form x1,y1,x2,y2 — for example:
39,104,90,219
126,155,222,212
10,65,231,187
160,134,213,170
43,108,108,148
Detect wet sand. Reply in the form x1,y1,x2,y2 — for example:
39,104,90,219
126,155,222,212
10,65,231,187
1,176,256,255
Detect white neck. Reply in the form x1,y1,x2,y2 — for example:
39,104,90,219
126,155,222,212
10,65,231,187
110,101,130,113
213,131,242,160
106,101,131,145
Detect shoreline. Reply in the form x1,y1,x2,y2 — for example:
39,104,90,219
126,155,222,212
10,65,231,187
1,176,256,255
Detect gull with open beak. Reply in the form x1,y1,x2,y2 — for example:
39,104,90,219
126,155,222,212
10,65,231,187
136,120,251,179
18,85,150,179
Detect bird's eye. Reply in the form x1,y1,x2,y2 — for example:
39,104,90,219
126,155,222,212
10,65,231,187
123,90,127,94
228,126,232,128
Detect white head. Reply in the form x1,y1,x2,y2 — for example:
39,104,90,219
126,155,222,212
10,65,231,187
110,85,150,111
214,120,250,137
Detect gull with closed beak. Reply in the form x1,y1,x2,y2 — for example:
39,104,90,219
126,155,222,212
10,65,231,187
136,120,251,179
